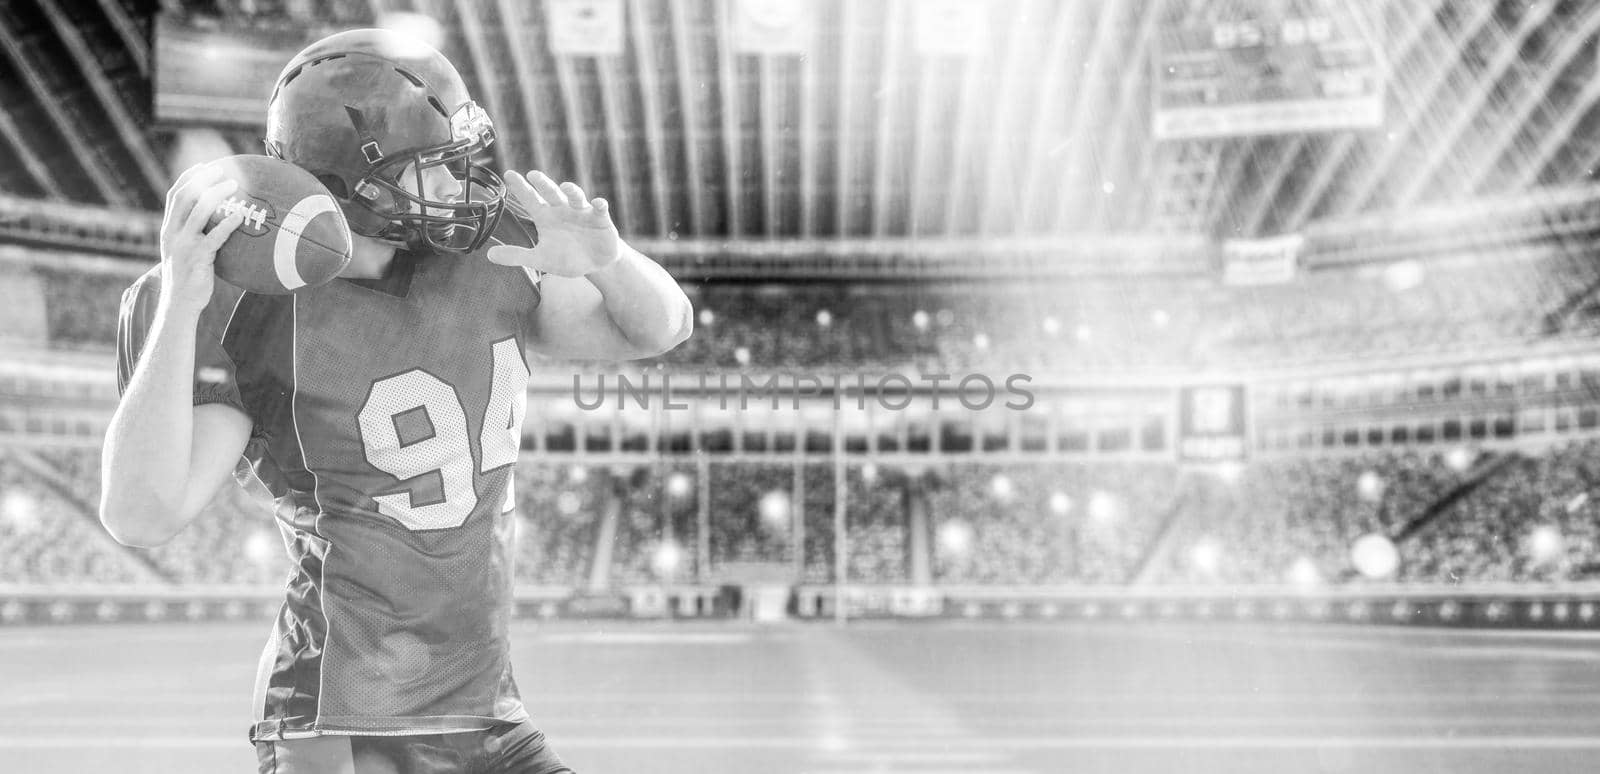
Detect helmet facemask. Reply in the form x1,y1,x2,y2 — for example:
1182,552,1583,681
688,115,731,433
266,31,513,255
349,101,506,254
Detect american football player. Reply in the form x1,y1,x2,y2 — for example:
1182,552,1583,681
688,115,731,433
100,28,692,774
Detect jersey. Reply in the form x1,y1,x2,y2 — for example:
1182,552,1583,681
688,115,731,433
115,249,542,740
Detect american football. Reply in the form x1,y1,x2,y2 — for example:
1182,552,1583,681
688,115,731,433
204,154,352,294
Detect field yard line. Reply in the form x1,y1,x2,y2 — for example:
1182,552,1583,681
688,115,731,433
867,620,1600,644
802,769,1035,774
5,734,1600,750
812,750,1009,763
11,687,1600,712
532,632,758,644
0,713,1591,731
1109,625,1600,661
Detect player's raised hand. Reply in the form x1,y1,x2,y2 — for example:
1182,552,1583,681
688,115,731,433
159,162,246,315
486,170,622,278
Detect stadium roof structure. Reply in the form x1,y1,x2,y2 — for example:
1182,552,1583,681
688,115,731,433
2,0,1600,252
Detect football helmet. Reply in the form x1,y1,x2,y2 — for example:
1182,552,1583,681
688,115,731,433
264,29,505,253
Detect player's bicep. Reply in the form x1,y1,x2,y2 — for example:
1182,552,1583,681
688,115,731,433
525,274,661,361
177,402,253,521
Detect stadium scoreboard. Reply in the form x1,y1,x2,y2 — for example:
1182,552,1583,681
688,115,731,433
1177,384,1249,463
1152,1,1384,139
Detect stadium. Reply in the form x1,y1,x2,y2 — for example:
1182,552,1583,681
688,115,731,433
6,0,1600,772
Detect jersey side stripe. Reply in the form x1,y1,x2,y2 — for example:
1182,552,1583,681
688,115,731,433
225,289,275,729
289,294,334,732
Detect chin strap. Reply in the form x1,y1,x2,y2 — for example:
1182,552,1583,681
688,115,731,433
344,105,385,165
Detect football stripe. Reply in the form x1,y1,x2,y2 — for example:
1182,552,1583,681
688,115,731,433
273,194,339,291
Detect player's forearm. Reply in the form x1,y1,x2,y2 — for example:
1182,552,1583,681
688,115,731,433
583,241,693,353
99,303,201,547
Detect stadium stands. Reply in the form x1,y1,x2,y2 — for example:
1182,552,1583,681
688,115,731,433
33,265,135,351
0,449,156,584
925,462,1180,585
19,243,1600,374
7,446,285,586
7,437,1600,593
1404,441,1600,584
1143,442,1600,586
8,245,1600,595
1151,453,1460,586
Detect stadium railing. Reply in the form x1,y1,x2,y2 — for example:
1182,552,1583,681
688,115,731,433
8,582,1600,630
788,582,1600,630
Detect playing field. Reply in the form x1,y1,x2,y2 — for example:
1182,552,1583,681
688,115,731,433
2,619,1598,773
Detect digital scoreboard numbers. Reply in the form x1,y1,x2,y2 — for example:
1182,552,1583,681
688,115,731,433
1153,2,1384,139
1177,385,1249,463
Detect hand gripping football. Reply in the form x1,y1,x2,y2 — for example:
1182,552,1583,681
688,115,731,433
204,154,352,294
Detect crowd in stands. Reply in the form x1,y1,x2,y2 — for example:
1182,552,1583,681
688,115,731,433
1150,442,1600,586
10,446,287,586
925,462,1179,585
23,245,1600,375
512,461,911,589
707,462,793,569
7,441,1600,589
9,441,1600,585
1152,453,1463,585
0,449,157,584
513,462,606,587
1404,440,1600,584
34,266,134,352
